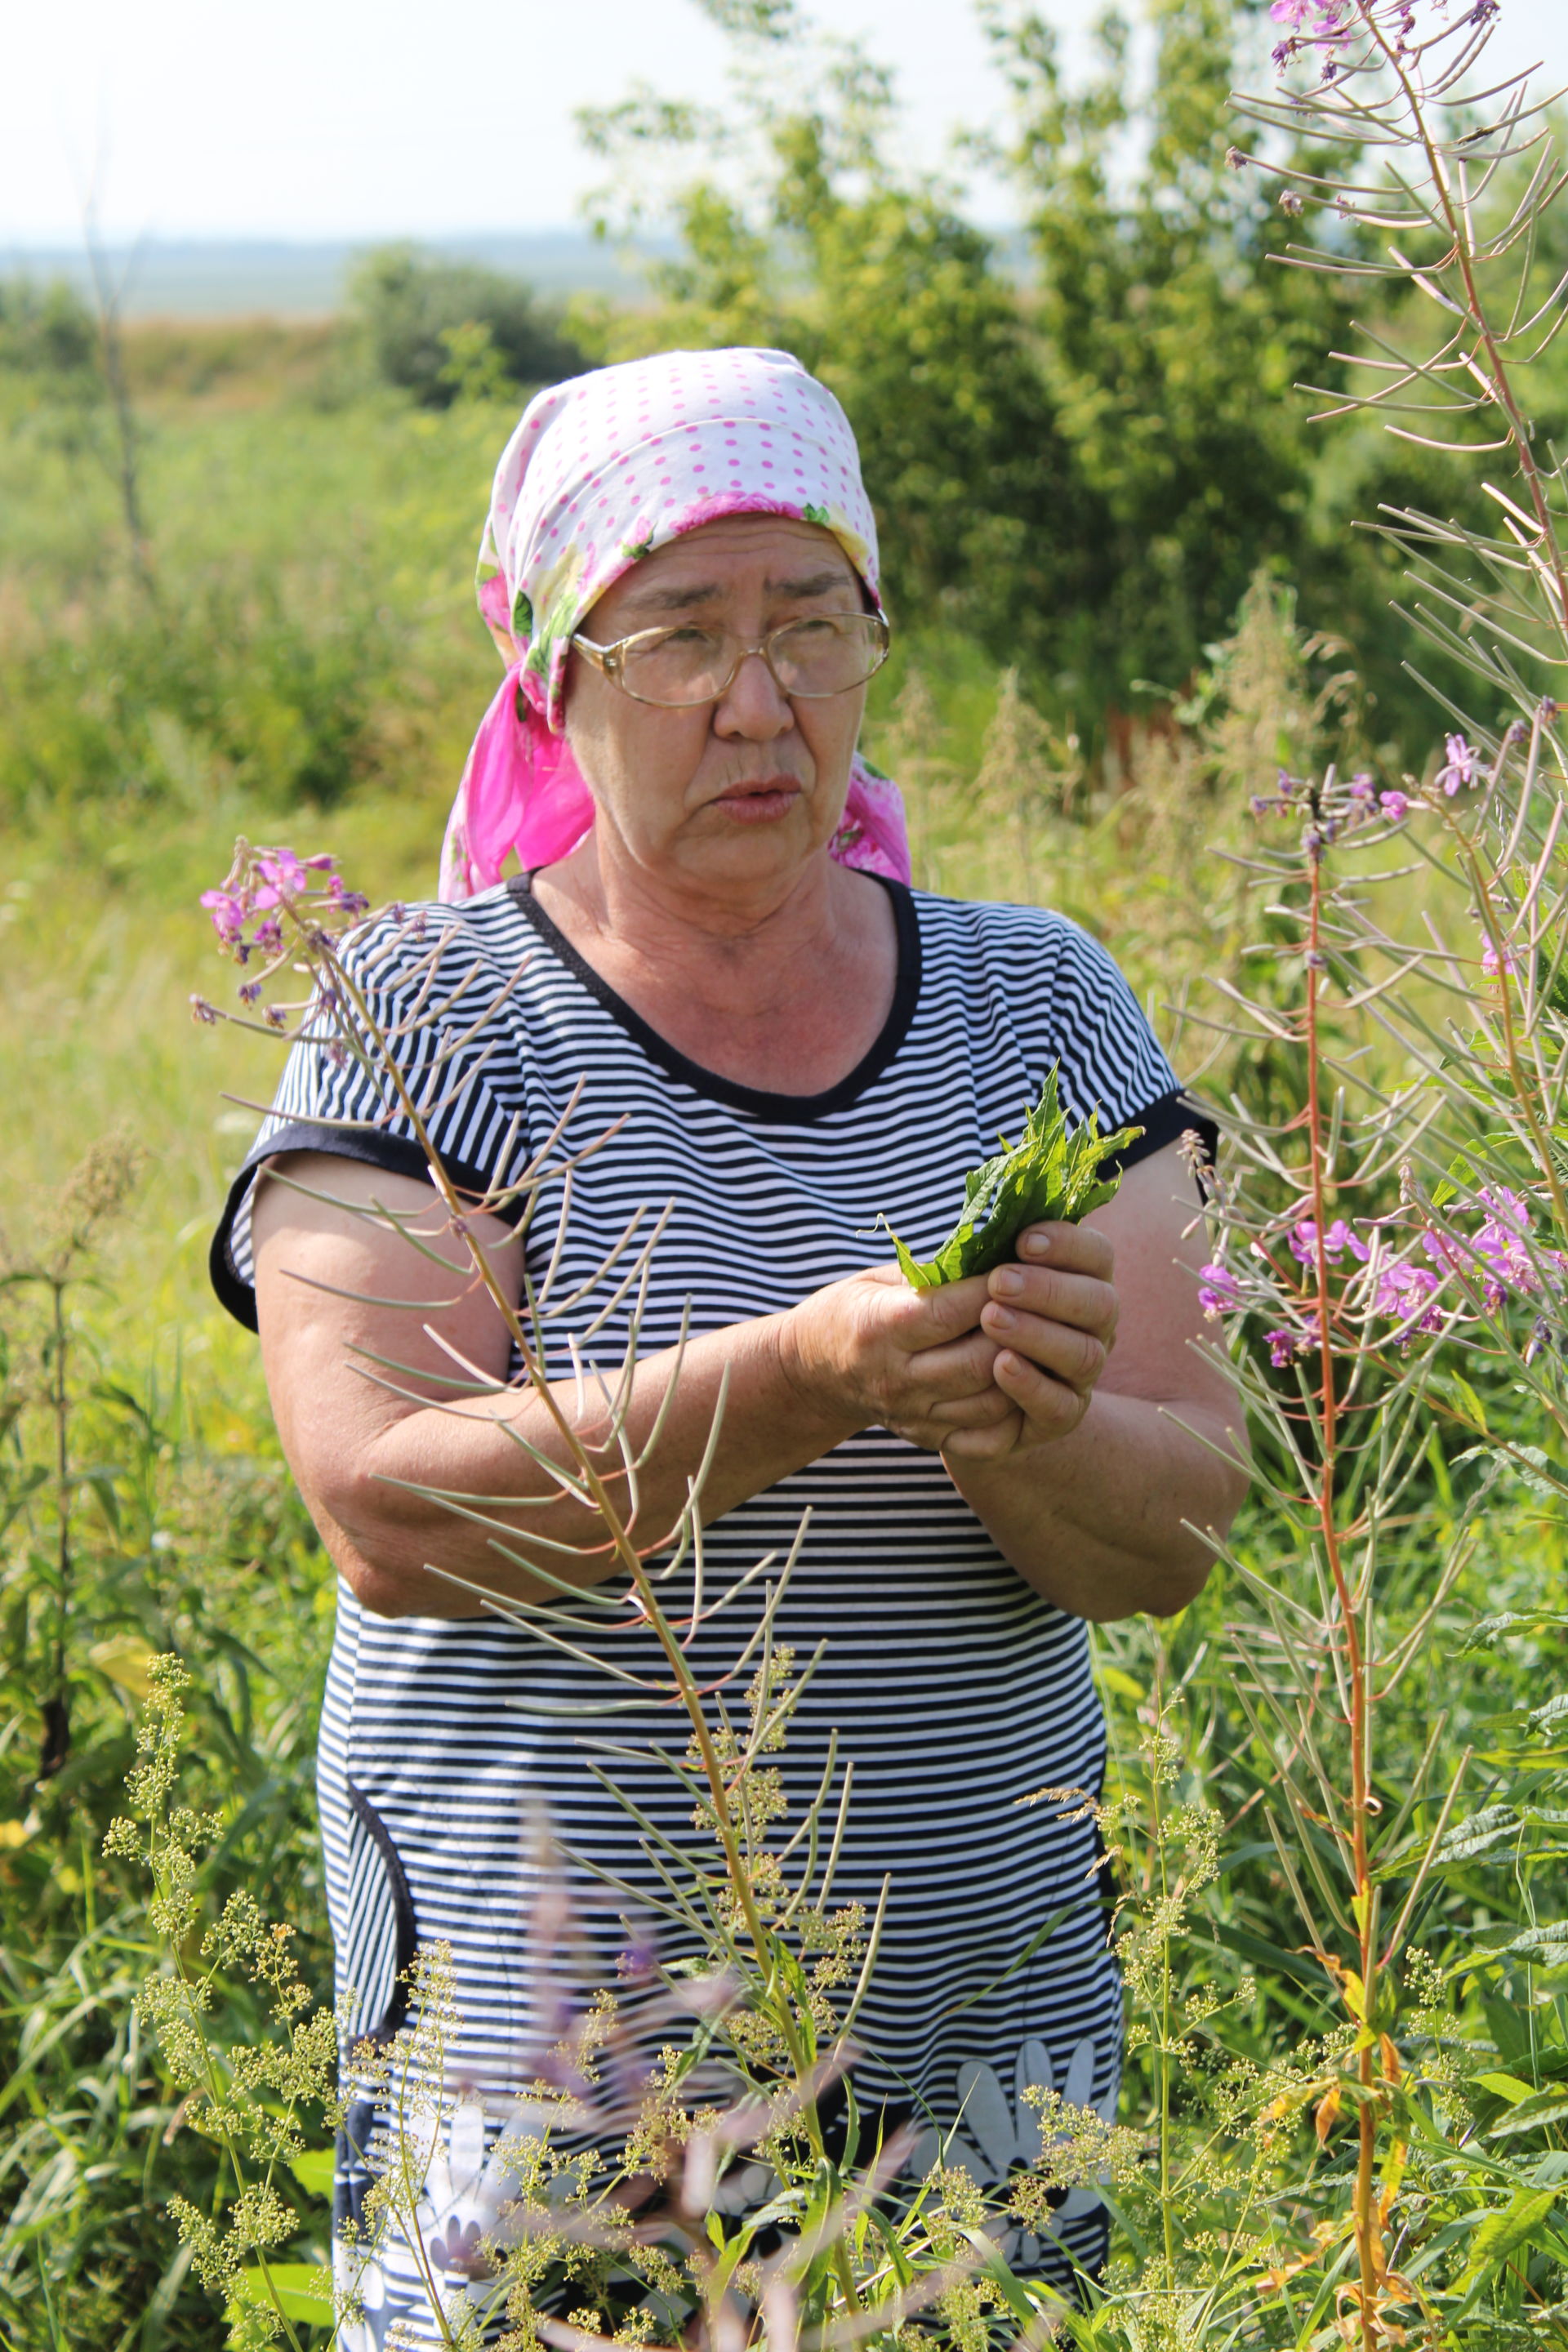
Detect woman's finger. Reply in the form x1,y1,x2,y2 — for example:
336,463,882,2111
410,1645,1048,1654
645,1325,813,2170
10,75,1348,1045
1014,1222,1116,1283
903,1329,1003,1398
986,1260,1117,1345
978,1303,1108,1395
939,1407,1027,1463
923,1384,1017,1430
991,1346,1089,1436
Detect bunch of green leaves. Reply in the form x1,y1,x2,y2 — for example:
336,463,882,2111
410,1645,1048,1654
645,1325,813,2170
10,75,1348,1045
882,1066,1139,1290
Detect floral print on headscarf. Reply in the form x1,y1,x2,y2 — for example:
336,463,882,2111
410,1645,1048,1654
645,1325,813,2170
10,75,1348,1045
437,346,910,901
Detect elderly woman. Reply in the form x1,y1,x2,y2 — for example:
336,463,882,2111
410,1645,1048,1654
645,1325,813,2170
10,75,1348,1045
212,346,1245,2340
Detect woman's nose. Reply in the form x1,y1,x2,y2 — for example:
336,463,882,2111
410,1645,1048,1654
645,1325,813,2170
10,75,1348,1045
712,648,795,737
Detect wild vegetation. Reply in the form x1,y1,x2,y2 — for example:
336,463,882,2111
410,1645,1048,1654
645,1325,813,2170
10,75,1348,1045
4,0,1568,2345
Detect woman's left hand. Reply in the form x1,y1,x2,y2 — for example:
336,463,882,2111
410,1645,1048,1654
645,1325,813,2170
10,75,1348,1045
940,1221,1119,1463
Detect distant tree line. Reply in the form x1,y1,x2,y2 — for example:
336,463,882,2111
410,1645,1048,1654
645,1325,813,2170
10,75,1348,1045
4,0,1564,768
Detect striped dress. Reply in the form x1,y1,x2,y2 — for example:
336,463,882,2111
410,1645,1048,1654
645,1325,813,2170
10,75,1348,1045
212,874,1200,2342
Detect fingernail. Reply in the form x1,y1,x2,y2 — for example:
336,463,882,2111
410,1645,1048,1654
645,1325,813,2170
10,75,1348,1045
986,1304,1016,1332
991,1266,1023,1298
1022,1231,1050,1258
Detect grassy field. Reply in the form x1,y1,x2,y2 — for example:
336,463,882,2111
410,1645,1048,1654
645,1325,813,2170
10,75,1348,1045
2,332,1566,2349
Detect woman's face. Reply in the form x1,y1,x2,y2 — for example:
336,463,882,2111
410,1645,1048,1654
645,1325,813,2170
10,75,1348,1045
563,513,871,898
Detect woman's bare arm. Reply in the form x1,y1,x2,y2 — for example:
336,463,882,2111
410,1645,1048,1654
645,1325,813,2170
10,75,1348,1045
252,1153,1008,1617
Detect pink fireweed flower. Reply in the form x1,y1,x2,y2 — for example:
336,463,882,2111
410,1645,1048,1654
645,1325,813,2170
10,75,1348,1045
1289,1217,1370,1266
1436,733,1479,795
1265,1328,1300,1368
1480,938,1516,979
198,889,247,946
1198,1263,1244,1317
1379,790,1410,820
1373,1258,1445,1344
256,849,310,893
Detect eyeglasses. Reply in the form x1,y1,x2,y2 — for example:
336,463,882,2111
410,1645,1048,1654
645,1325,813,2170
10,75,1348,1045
570,611,890,709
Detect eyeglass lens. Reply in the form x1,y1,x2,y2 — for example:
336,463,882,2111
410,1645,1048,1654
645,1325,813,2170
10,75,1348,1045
621,615,884,706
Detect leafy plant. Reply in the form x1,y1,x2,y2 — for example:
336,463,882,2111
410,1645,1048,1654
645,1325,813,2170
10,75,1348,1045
880,1067,1139,1290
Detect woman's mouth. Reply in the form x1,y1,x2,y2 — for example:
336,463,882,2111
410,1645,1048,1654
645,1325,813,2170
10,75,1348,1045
711,777,803,823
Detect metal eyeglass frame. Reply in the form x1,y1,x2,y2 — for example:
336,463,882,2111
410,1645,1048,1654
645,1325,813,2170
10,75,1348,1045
569,612,891,707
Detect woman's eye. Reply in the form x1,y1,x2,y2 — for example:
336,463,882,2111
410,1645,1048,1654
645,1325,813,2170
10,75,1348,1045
782,616,839,640
662,626,719,649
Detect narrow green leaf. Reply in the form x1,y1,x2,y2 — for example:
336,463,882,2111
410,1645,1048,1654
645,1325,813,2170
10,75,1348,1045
1460,2188,1558,2281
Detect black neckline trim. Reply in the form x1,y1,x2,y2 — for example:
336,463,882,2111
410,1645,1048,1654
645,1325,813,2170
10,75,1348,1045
504,871,923,1125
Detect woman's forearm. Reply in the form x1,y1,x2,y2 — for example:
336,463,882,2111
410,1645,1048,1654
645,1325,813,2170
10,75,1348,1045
944,1389,1248,1621
318,1313,855,1617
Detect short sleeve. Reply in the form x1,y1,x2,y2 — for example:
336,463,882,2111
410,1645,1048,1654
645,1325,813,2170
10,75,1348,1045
210,905,526,1332
1037,918,1217,1176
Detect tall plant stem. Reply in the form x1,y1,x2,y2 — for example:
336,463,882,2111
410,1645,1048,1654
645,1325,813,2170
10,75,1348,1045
1303,849,1381,2345
1361,4,1568,648
1151,1660,1176,2283
1454,825,1568,1243
40,1277,73,1782
322,938,862,2313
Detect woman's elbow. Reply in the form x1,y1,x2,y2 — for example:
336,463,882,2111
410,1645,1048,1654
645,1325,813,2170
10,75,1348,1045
308,1463,452,1619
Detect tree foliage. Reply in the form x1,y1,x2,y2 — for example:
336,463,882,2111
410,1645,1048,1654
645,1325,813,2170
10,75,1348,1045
345,243,586,409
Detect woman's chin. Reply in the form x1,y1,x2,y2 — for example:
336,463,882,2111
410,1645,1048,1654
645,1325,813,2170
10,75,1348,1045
675,795,832,883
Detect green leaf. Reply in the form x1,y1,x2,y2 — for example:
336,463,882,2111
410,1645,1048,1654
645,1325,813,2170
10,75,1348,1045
287,2147,336,2197
1460,2188,1558,2281
225,2262,334,2326
1473,2073,1539,2106
881,1065,1143,1289
1488,2091,1568,2139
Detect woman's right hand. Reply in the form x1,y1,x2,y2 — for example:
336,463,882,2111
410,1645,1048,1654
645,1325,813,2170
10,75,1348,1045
778,1266,1017,1453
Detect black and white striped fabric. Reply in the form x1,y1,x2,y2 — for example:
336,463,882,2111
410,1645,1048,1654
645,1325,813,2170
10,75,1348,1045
212,875,1203,2341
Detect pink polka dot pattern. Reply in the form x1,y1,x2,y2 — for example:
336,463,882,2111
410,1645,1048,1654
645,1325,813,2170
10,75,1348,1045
438,346,907,902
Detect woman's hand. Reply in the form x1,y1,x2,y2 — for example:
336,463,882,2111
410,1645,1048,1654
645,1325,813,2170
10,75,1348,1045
780,1224,1119,1459
951,1220,1120,1463
779,1263,1010,1451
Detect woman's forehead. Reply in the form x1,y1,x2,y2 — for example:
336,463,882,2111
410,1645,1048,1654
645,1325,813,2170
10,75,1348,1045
604,514,857,617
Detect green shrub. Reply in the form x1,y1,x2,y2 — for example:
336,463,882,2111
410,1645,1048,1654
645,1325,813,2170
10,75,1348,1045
345,242,586,409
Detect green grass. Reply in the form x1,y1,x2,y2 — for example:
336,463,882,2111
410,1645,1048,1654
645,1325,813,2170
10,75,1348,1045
2,349,1566,2348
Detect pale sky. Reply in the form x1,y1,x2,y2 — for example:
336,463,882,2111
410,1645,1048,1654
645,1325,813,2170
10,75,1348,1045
2,0,1564,248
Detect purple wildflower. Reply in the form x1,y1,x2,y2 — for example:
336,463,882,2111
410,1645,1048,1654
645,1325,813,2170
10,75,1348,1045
1266,1328,1298,1368
1198,1262,1244,1317
1436,733,1479,795
199,889,247,947
256,849,309,893
265,1005,288,1031
1481,938,1516,980
1379,790,1410,821
1348,773,1374,800
238,980,263,1005
1289,1217,1370,1266
189,994,219,1026
1374,1258,1445,1343
253,918,283,956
